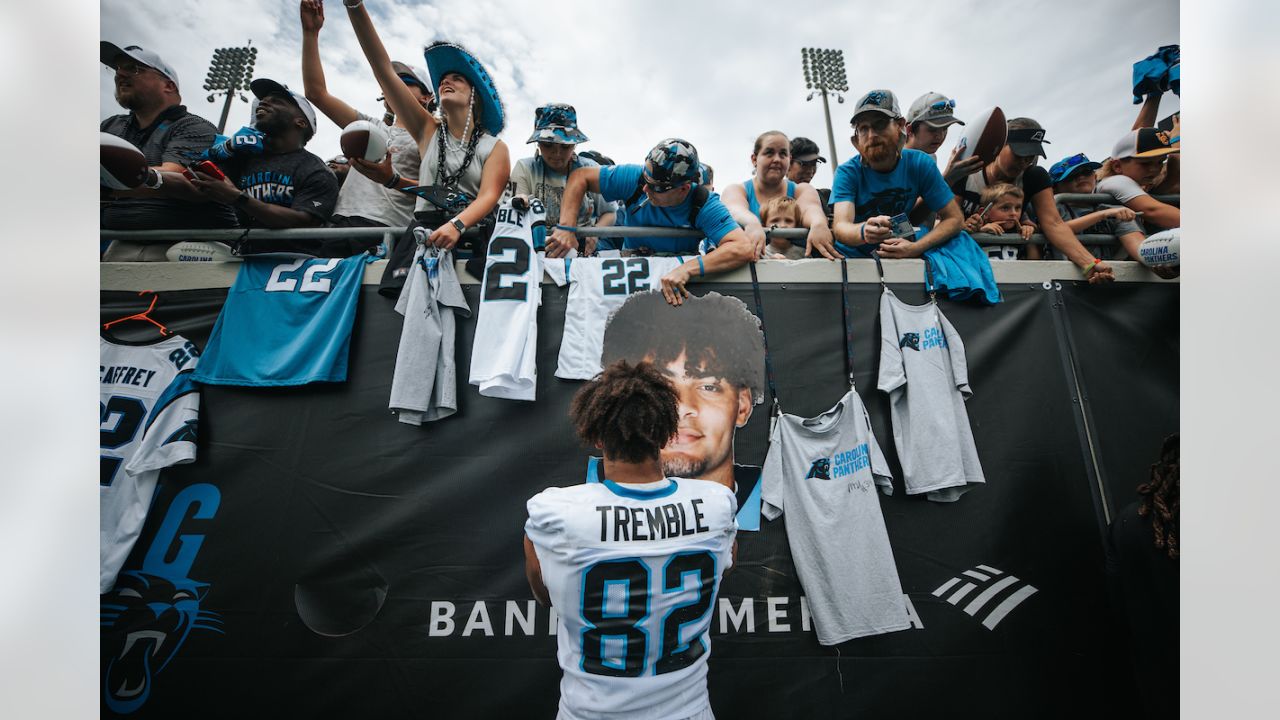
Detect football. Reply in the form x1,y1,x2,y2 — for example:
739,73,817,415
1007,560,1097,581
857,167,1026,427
165,241,241,263
101,132,149,190
954,106,1007,167
339,120,390,163
1137,228,1179,268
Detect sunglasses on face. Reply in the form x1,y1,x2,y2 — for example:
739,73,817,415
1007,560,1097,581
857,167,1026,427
853,115,893,136
796,159,819,167
646,181,682,193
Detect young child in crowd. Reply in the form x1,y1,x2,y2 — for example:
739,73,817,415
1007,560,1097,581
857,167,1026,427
760,196,807,259
969,183,1041,260
1050,153,1174,278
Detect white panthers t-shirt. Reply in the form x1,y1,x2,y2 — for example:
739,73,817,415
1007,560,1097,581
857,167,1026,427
100,335,202,593
526,478,737,720
877,289,985,502
762,388,911,645
544,256,688,380
469,199,547,401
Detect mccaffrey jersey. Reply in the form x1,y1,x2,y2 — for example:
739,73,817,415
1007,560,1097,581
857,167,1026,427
526,478,737,720
545,256,688,380
101,335,201,593
193,254,370,386
877,289,985,501
762,388,911,645
469,199,547,401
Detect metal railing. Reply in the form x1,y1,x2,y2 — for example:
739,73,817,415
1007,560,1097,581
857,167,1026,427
100,194,1178,254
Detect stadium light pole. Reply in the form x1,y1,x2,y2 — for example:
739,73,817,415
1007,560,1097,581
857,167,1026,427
801,48,848,179
203,42,258,134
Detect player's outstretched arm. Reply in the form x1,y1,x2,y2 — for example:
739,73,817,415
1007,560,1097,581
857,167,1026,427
523,535,551,606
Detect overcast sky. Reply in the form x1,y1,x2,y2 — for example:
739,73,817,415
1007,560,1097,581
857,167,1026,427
102,0,1179,186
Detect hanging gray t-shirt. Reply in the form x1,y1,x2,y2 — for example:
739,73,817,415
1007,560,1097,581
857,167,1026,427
877,289,985,502
389,243,471,424
761,388,911,645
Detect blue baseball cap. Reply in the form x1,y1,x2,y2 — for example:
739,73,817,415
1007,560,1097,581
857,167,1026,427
1048,153,1102,183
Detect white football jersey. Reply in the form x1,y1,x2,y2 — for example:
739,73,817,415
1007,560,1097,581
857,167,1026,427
469,199,547,401
545,256,688,380
100,335,202,593
526,478,737,720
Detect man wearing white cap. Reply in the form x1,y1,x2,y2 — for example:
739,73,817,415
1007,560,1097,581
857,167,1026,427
183,78,339,235
299,0,431,255
100,42,236,259
1097,127,1180,230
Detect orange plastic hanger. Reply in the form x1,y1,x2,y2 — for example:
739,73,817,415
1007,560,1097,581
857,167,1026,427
103,290,171,336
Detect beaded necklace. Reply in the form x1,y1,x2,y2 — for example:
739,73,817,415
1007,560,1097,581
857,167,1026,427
434,88,482,190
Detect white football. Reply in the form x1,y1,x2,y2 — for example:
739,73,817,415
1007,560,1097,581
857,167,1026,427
1137,228,1180,268
165,241,241,263
101,132,148,190
340,120,389,163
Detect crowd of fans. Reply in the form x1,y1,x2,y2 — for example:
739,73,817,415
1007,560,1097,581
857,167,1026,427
100,1,1180,291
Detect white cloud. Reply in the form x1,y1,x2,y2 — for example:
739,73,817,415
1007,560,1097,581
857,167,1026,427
101,0,1178,188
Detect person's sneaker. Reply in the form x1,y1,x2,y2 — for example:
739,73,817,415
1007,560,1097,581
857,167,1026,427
165,241,242,262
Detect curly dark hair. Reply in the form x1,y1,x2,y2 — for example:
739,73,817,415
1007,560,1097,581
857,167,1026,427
570,360,679,464
1137,433,1179,559
601,291,765,402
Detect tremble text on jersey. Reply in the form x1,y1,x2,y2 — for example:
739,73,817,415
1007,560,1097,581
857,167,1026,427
596,498,711,542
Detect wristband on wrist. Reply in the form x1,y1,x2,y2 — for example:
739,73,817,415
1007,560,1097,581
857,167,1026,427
697,256,706,277
860,222,866,243
1083,257,1102,274
343,0,364,8
234,191,251,209
383,172,401,189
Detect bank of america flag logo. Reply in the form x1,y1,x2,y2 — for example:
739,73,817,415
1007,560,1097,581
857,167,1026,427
932,565,1038,630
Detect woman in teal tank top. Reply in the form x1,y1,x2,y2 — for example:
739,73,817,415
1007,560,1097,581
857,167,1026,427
721,131,837,259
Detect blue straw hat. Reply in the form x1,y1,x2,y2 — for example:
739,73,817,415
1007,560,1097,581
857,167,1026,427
423,41,505,136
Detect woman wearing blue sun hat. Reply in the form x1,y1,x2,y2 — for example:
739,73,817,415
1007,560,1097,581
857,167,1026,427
343,0,510,251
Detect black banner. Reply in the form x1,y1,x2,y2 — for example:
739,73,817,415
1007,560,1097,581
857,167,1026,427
100,279,1177,718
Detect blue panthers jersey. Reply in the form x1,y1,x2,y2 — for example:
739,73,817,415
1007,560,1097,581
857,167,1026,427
193,254,371,386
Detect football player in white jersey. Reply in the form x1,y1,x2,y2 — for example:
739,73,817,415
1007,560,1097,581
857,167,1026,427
525,360,738,720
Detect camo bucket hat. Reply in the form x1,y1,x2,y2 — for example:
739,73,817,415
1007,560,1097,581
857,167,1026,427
526,103,589,145
643,138,701,190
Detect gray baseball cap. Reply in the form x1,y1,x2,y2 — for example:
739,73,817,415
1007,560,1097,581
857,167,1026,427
906,92,965,128
100,42,180,91
850,89,901,124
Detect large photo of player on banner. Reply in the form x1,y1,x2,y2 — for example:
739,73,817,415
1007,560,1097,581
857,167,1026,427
585,291,766,529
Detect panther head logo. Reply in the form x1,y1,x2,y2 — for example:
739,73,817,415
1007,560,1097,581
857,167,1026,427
806,457,832,480
899,332,921,351
100,571,223,714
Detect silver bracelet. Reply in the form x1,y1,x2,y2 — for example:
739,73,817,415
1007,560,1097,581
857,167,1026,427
143,168,164,190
